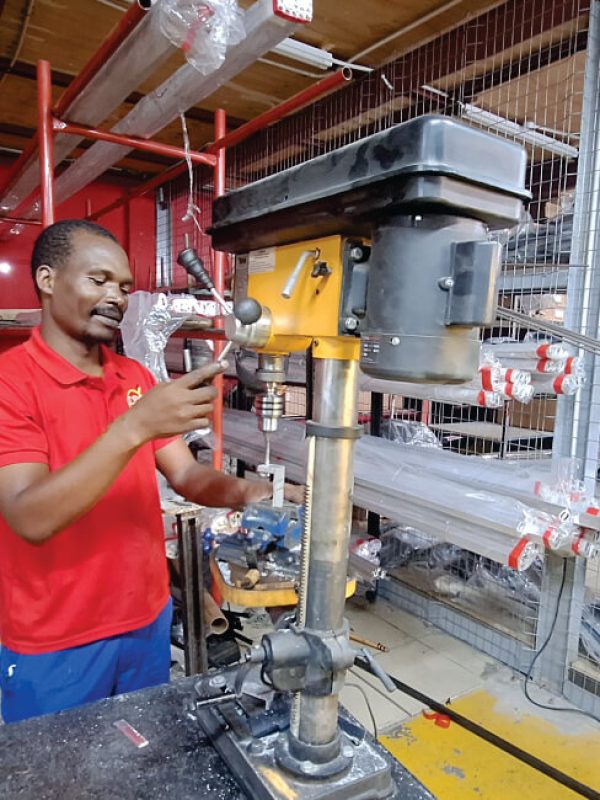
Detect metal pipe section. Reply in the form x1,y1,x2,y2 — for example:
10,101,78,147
206,68,352,154
52,119,217,168
212,108,227,472
37,60,55,228
48,0,307,210
297,357,359,747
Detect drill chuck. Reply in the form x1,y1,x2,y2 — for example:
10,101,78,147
256,392,284,434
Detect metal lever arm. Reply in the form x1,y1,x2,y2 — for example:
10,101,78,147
358,647,396,693
281,249,319,299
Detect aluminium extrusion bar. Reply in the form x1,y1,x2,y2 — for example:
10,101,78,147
222,420,528,563
222,413,543,538
0,2,176,215
0,2,146,203
222,408,560,518
220,412,563,563
87,67,349,220
356,488,527,566
49,0,311,209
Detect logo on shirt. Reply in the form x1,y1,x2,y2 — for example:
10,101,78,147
126,386,143,407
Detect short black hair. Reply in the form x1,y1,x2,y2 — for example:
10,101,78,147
31,219,119,284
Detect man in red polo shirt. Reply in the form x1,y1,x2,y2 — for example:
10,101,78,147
0,219,273,723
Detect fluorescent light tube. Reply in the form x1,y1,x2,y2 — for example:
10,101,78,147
272,38,334,70
460,103,578,159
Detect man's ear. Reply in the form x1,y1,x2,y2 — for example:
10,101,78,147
35,264,55,297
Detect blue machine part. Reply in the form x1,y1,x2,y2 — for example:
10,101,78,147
240,503,304,553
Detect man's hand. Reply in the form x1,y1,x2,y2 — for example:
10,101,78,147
283,483,305,505
123,362,226,446
236,479,305,508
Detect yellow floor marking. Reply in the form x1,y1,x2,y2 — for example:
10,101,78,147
380,689,600,799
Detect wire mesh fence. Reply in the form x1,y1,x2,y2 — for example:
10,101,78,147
154,0,600,710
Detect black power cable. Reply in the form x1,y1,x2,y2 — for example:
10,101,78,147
354,655,600,800
523,559,598,722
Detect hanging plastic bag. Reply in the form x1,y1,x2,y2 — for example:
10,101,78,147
159,0,246,75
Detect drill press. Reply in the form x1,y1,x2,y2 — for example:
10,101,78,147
194,115,529,799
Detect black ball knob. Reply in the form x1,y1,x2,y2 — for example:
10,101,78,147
234,297,262,325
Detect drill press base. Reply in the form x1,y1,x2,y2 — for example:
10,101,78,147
195,673,395,800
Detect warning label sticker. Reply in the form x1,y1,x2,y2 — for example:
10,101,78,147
361,336,380,365
248,247,276,274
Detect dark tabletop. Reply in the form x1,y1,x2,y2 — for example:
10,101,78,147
0,677,436,800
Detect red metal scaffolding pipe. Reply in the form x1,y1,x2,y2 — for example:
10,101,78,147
207,68,353,154
212,108,227,472
53,119,218,167
37,60,55,228
0,4,147,201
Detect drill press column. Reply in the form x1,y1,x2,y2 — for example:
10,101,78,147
294,357,359,750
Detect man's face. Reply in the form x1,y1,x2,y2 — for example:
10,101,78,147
39,231,134,345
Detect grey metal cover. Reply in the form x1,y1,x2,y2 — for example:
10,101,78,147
211,115,530,252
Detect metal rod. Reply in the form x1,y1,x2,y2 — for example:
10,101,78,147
0,215,42,226
496,306,600,355
0,4,146,201
52,119,217,167
206,69,352,154
212,108,227,472
37,60,55,228
297,358,359,747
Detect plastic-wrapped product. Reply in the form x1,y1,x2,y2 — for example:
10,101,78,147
380,420,441,448
121,291,216,442
563,356,585,376
121,291,204,381
531,374,582,395
479,366,531,388
500,382,534,403
497,358,567,374
378,525,440,569
532,457,591,512
482,340,571,361
159,0,245,75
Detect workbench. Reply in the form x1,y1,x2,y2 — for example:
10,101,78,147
0,676,436,800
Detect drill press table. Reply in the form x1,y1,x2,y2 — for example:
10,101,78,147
0,676,436,800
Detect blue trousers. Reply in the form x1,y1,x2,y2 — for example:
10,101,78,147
0,598,172,724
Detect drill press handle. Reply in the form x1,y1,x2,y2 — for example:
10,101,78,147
233,297,262,325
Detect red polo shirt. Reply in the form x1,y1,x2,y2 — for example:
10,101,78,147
0,328,173,654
